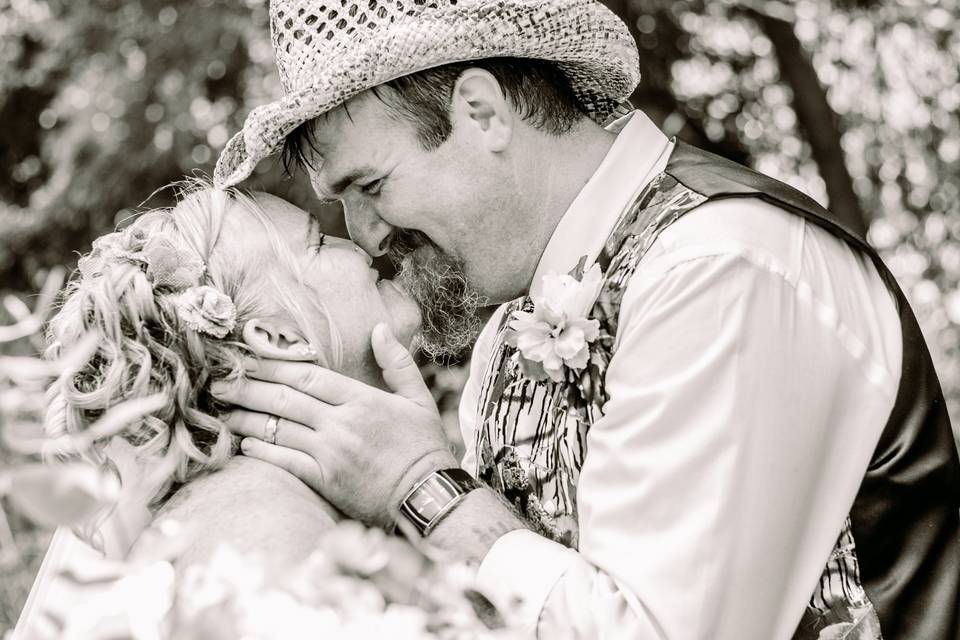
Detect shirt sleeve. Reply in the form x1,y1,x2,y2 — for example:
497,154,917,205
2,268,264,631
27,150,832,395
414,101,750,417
476,243,900,638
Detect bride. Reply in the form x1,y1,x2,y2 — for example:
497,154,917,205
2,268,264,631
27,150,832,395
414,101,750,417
16,184,423,635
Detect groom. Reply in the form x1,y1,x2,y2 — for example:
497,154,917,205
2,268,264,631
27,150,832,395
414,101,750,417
212,0,960,638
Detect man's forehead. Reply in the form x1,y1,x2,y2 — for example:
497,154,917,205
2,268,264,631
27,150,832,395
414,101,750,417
304,109,366,173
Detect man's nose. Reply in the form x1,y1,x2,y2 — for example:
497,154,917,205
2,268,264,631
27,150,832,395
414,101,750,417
342,202,394,257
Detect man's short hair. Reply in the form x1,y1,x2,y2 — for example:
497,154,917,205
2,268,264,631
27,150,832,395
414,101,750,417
282,57,587,173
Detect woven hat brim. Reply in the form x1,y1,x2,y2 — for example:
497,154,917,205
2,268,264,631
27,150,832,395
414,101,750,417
214,2,640,188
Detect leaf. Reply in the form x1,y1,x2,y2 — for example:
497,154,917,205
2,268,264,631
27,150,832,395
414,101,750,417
2,294,32,322
6,462,120,528
0,267,65,343
0,332,99,386
1,420,52,456
568,254,589,279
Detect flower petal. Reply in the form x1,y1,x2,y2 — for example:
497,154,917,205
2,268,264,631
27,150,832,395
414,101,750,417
542,348,564,375
543,359,566,382
554,326,586,360
569,318,601,343
143,236,206,290
563,345,590,371
570,263,604,317
515,331,549,356
172,286,237,338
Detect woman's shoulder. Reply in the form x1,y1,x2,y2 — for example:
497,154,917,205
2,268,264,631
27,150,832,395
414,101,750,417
130,456,339,571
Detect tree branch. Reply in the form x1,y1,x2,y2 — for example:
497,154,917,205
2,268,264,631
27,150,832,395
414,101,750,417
744,7,869,236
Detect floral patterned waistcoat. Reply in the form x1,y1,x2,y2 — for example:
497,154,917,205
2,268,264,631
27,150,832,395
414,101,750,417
471,168,703,547
470,142,960,640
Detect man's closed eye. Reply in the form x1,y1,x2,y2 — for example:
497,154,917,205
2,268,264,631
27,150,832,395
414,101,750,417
358,178,383,196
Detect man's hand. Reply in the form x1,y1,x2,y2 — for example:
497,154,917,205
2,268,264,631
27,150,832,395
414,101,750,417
212,323,459,528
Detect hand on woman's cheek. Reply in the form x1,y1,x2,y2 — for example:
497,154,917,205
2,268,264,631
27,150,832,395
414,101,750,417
216,324,455,529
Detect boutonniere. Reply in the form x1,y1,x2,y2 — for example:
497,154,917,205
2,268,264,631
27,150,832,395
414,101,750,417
505,258,604,383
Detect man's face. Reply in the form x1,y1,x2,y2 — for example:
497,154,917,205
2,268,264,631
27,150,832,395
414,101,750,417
303,90,521,357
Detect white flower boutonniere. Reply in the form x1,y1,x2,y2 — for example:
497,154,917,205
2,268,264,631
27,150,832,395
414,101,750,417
506,261,604,383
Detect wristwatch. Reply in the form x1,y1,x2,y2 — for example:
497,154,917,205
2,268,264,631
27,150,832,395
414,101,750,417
397,468,481,536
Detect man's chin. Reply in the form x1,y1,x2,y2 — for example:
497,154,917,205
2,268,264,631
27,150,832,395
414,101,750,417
400,278,485,361
389,233,487,360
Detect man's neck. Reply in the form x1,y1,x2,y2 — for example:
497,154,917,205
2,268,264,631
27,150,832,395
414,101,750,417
514,121,618,293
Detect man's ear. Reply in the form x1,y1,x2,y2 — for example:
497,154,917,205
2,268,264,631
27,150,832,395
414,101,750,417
450,68,513,153
241,319,318,361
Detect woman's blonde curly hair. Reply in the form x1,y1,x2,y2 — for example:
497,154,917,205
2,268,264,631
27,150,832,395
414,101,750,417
43,183,341,542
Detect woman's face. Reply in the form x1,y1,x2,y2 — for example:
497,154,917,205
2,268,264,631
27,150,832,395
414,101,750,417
230,193,421,379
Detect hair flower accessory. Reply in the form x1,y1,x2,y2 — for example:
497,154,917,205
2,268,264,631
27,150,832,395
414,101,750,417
506,261,604,383
172,286,237,339
141,236,206,290
77,232,144,277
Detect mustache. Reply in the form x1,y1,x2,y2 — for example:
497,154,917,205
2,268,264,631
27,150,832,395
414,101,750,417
386,227,435,267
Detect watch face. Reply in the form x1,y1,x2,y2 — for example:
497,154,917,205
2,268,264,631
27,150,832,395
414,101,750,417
400,469,477,534
409,480,449,521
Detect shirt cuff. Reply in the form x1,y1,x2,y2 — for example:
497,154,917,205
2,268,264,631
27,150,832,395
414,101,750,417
475,529,579,634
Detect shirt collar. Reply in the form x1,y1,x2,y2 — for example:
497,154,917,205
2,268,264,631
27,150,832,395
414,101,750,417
531,110,673,290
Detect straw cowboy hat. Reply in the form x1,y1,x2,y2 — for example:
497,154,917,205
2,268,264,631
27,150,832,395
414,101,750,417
214,0,641,188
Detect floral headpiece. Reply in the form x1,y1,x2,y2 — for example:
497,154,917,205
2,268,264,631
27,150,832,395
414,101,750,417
78,226,237,339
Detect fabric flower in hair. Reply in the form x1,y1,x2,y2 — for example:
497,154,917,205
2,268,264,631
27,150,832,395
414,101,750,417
141,235,206,290
172,286,237,338
78,232,144,278
506,262,604,383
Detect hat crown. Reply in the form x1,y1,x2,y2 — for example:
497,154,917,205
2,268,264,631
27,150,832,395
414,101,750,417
215,0,641,189
271,0,453,92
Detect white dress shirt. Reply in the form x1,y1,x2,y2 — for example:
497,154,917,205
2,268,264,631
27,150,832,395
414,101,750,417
458,111,902,639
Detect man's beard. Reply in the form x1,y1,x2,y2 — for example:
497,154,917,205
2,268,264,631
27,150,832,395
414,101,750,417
388,229,486,361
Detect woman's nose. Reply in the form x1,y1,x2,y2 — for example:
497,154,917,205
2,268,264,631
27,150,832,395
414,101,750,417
342,201,394,257
324,236,373,266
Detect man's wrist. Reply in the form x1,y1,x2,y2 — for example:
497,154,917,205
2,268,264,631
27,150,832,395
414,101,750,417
425,488,531,564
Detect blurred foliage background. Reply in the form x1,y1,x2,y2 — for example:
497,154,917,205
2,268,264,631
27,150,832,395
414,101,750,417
2,0,959,632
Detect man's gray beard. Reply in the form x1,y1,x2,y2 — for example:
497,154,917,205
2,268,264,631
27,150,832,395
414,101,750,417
388,229,486,361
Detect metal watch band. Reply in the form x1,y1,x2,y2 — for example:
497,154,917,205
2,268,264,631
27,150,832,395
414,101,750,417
397,468,481,536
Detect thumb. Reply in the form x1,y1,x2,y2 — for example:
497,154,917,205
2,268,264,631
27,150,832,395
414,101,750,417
371,323,435,409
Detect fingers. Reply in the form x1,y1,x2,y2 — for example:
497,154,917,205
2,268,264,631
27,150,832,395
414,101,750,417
242,358,357,405
212,378,334,427
224,410,319,453
371,323,434,410
239,438,324,490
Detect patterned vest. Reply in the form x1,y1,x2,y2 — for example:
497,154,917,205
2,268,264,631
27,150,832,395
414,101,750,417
471,142,960,639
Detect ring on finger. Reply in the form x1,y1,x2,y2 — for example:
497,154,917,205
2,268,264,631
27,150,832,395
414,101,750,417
263,414,280,445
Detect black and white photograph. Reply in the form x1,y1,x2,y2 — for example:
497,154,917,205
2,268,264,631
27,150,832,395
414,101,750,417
1,0,958,638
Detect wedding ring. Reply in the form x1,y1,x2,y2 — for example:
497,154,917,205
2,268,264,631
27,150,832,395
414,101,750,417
263,414,280,445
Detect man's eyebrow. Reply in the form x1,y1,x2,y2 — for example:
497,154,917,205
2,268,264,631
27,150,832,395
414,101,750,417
324,166,377,197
